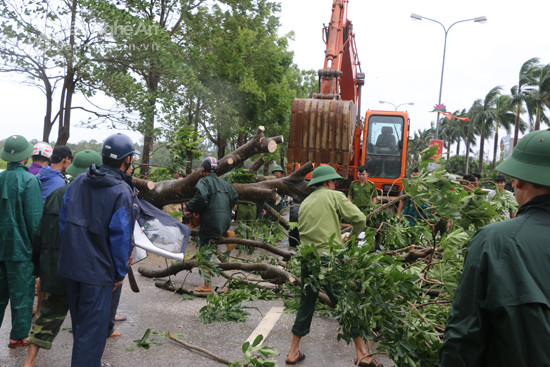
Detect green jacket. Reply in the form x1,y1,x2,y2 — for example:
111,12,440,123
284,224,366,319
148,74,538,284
348,180,377,209
440,194,550,367
0,162,43,261
32,185,68,294
186,173,239,240
298,186,366,254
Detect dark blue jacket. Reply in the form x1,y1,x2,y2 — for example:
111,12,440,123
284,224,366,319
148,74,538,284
58,164,137,286
37,165,66,202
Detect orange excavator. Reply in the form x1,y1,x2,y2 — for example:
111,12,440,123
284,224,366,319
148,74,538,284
286,0,410,195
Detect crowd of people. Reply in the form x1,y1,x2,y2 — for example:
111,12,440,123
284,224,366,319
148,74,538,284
2,127,550,367
0,133,141,367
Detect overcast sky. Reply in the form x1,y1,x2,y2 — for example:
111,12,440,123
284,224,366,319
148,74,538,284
2,0,550,158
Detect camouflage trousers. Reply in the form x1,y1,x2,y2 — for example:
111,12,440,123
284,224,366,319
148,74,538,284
27,292,69,349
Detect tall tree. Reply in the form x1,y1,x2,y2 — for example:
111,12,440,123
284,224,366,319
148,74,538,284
469,87,501,173
491,94,518,166
511,57,539,146
86,0,209,177
0,0,99,144
528,63,550,131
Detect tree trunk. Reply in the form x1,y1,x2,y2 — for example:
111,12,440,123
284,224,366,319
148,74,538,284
55,0,78,146
465,137,471,174
42,78,54,142
513,102,521,147
535,105,541,131
478,130,485,174
455,138,460,156
139,77,159,178
492,125,499,167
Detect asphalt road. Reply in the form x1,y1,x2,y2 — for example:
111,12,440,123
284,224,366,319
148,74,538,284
0,248,395,367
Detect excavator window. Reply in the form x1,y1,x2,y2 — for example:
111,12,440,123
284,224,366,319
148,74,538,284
365,115,404,179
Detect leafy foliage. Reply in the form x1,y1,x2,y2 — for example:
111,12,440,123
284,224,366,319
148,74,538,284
133,328,163,349
228,335,279,367
198,290,251,324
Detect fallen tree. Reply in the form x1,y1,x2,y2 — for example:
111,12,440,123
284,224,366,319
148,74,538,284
133,126,313,207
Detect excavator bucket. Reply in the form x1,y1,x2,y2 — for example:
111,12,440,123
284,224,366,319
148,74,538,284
286,98,356,179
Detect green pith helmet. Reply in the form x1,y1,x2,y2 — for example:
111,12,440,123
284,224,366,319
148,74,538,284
496,129,550,186
67,150,102,177
0,135,33,163
271,165,283,173
307,165,342,187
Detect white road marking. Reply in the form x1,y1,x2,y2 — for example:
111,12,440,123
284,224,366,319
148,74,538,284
245,306,285,346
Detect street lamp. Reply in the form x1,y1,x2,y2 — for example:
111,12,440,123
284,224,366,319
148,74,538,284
411,13,487,139
379,100,414,111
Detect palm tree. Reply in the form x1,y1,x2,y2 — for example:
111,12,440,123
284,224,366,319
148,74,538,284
511,57,539,146
438,110,467,160
528,63,550,130
469,87,501,173
491,94,518,167
438,117,454,160
464,102,481,174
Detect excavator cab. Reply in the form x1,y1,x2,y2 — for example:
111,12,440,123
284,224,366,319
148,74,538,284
362,110,409,195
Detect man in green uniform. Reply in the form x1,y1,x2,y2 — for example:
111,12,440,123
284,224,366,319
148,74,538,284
286,165,378,367
348,165,378,213
0,135,43,348
186,157,238,293
440,129,550,366
264,165,284,220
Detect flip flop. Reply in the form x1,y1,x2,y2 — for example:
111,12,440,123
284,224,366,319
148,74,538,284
114,315,127,322
285,351,305,364
101,363,113,367
8,339,30,348
108,330,122,338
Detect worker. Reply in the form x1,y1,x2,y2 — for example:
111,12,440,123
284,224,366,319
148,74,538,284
286,165,379,367
36,146,72,202
28,142,53,176
264,165,285,219
271,165,284,179
0,135,43,349
461,174,476,192
439,129,550,366
347,165,378,213
186,157,238,293
58,133,138,367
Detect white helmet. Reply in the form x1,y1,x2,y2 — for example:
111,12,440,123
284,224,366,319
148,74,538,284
32,142,53,158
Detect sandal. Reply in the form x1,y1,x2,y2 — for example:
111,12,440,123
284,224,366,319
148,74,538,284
114,314,127,322
108,330,122,338
8,339,29,348
285,351,305,364
101,363,113,367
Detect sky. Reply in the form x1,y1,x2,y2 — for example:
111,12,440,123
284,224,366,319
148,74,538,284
1,0,550,159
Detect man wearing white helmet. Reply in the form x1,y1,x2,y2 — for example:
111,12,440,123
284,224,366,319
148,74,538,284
29,142,53,176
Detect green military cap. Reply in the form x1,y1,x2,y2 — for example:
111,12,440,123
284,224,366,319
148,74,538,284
0,135,33,162
271,165,283,173
496,129,550,186
66,150,102,177
307,165,342,187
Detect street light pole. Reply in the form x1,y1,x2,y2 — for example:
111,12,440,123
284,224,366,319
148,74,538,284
379,100,414,111
411,13,487,140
